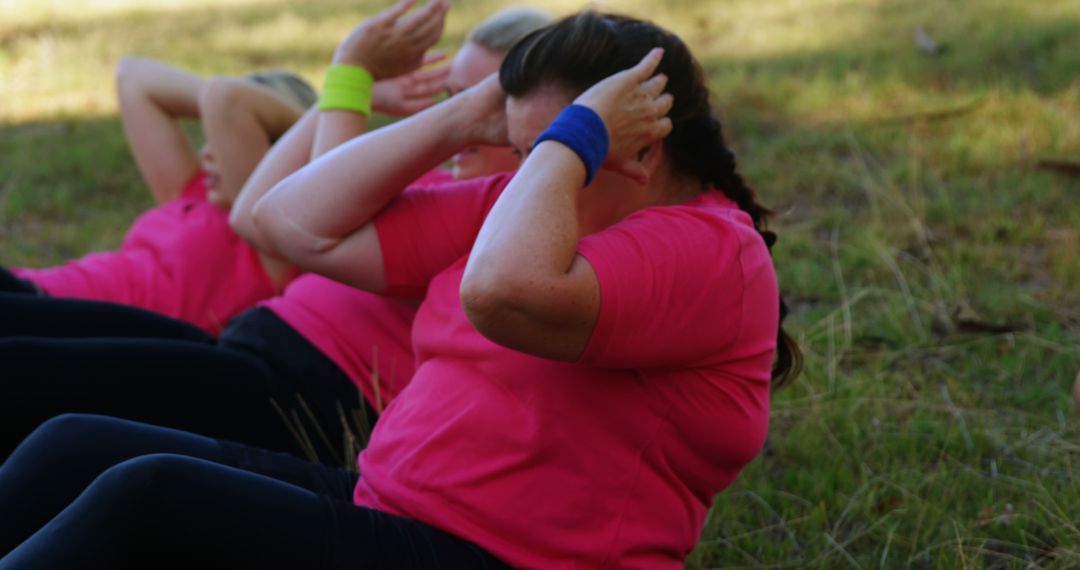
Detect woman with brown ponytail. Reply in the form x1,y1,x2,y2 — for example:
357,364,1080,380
0,11,799,569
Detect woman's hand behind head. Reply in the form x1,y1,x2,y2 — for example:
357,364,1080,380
573,48,674,185
371,53,452,117
450,74,511,148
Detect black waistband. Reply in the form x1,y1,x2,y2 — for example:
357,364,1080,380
219,307,378,454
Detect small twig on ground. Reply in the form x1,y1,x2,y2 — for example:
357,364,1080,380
736,491,801,553
823,532,864,569
830,225,853,348
866,98,984,127
1036,159,1080,179
939,383,974,452
298,395,342,466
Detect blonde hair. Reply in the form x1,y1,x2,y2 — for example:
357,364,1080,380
466,7,554,54
247,70,318,110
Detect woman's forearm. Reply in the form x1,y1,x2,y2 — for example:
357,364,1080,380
311,110,368,161
230,108,318,253
466,142,583,289
252,96,473,260
199,77,305,207
239,0,450,261
461,142,599,361
115,56,204,203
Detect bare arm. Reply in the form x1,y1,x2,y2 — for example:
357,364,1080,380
199,77,306,206
460,142,600,361
116,56,204,203
253,80,498,293
229,65,451,252
311,0,448,158
460,50,672,361
237,0,448,289
230,108,319,254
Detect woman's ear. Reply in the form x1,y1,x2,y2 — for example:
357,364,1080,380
633,141,664,186
608,141,664,186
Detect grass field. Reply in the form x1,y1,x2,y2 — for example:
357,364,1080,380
2,0,1079,567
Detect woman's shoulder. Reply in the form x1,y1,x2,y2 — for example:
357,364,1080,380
665,190,755,229
603,189,765,253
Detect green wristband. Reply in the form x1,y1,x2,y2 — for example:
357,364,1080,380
318,64,374,116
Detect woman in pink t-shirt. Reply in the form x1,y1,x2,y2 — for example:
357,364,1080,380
0,11,800,569
0,7,551,464
0,59,316,336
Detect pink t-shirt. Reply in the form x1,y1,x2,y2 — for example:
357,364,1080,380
15,174,276,335
259,170,454,408
354,173,779,568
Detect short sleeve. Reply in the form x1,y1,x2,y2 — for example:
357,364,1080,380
576,203,778,369
374,172,512,298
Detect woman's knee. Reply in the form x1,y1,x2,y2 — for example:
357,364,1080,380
10,414,111,461
92,453,199,507
8,415,199,476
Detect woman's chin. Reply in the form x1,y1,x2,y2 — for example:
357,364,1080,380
452,161,480,181
206,188,232,209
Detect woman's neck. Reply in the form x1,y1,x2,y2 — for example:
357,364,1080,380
652,162,703,207
577,164,702,235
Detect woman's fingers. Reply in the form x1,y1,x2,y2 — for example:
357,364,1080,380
398,0,446,36
412,63,452,84
641,73,668,98
629,48,665,81
393,1,447,63
654,117,673,139
406,9,447,46
404,66,451,98
373,0,418,26
420,50,448,66
571,46,674,179
653,93,675,117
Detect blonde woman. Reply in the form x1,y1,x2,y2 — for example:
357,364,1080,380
0,6,551,464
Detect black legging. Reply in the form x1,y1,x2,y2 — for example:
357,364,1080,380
0,308,373,465
0,414,509,569
0,267,38,295
0,291,211,341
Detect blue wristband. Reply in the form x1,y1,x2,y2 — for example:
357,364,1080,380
533,104,609,186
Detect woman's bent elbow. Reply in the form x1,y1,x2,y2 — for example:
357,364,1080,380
460,272,516,337
250,193,296,255
252,196,343,266
229,206,256,243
